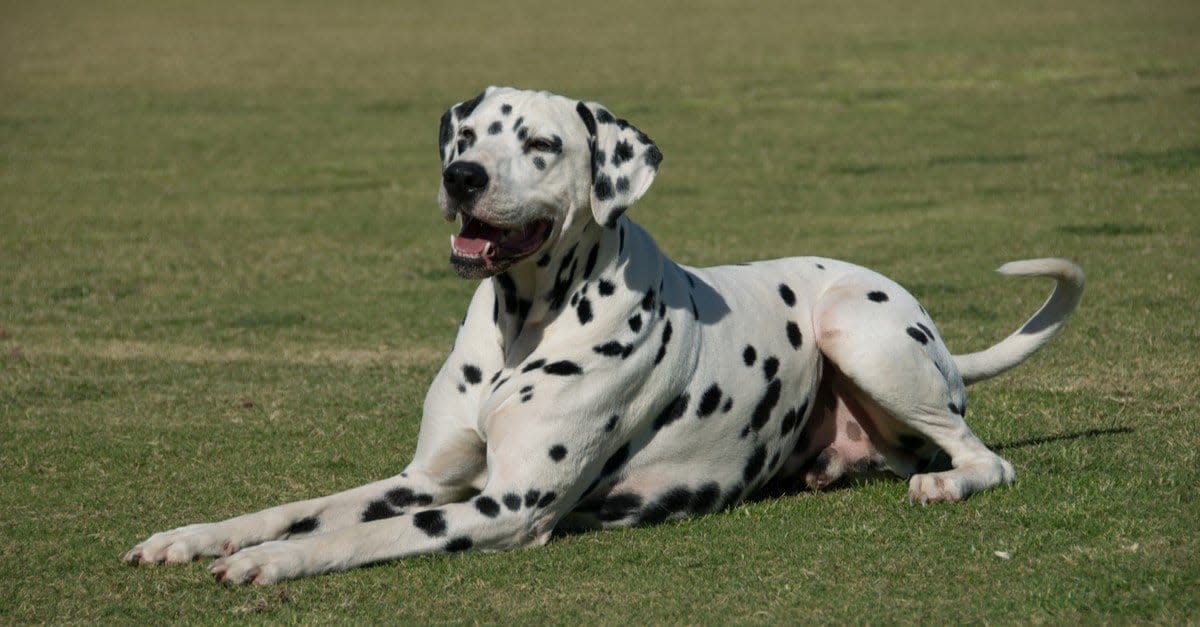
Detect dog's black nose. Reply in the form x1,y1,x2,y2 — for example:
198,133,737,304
443,161,489,202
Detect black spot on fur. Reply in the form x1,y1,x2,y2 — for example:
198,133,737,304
948,401,967,417
653,392,690,430
285,517,319,535
438,109,453,159
697,384,722,418
604,207,627,228
722,398,733,413
537,492,557,508
489,370,502,384
595,108,615,124
549,444,568,461
598,492,642,521
628,314,643,332
778,284,796,306
488,121,502,135
786,321,803,348
605,414,619,431
653,320,673,365
602,442,631,477
616,176,630,193
502,493,521,512
594,341,632,358
640,486,692,525
743,445,767,483
692,482,721,513
533,156,546,170
916,322,935,340
594,173,614,200
577,297,593,324
763,357,779,380
454,92,485,119
361,500,397,522
413,510,447,537
868,291,889,302
501,103,512,115
522,358,547,372
750,379,783,432
474,496,500,518
780,407,800,436
583,244,600,279
612,140,635,167
547,243,578,310
462,364,482,385
598,280,615,296
387,488,434,508
576,101,597,135
524,490,541,508
445,537,473,552
641,289,656,312
743,345,757,366
543,360,583,376
906,326,929,344
457,383,466,394
816,263,826,270
645,145,664,169
512,116,524,131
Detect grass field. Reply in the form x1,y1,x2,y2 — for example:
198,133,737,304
2,0,1198,622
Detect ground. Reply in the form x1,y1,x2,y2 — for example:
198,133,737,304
1,0,1197,622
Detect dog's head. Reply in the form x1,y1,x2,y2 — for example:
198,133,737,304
437,86,663,278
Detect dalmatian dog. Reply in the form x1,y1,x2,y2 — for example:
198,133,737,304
125,86,1084,585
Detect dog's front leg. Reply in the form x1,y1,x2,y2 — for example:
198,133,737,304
207,489,558,585
123,463,483,565
207,414,608,585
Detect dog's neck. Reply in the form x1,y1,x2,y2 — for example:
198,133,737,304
490,218,616,363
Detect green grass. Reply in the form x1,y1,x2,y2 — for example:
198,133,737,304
2,0,1198,622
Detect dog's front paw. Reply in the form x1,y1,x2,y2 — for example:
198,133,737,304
210,541,311,586
124,524,239,565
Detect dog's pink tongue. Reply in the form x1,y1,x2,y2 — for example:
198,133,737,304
453,234,491,256
454,219,503,256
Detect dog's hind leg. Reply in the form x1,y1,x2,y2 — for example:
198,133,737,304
813,277,1014,503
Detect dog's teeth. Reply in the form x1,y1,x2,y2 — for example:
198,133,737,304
483,242,496,256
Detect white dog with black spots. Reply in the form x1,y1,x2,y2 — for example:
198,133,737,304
126,86,1084,585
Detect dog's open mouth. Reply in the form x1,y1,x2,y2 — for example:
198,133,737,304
451,215,553,272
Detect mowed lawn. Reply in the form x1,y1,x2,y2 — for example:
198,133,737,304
1,0,1197,622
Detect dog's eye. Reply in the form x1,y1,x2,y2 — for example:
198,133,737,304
526,138,555,152
461,128,476,142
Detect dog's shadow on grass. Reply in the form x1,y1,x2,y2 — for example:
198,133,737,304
988,426,1133,451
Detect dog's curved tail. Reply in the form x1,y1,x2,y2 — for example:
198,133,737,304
953,258,1085,386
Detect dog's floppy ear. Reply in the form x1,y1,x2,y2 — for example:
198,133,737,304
438,88,493,167
575,101,664,228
